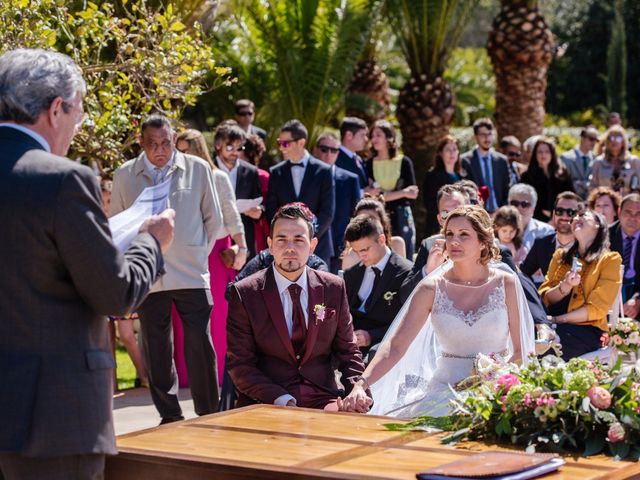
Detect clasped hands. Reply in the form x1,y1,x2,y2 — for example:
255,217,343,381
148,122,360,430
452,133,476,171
337,383,373,413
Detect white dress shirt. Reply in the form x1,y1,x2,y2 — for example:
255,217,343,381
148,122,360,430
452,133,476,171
216,156,239,191
272,265,310,406
0,123,51,152
358,247,392,312
522,218,555,253
290,151,310,197
143,151,175,184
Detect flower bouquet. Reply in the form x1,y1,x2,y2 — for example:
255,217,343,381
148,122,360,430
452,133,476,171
386,355,640,460
602,317,640,355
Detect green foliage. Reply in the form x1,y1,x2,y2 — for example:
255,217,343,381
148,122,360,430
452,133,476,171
207,0,378,142
384,0,479,76
606,0,627,120
444,48,495,126
0,1,228,173
116,345,137,391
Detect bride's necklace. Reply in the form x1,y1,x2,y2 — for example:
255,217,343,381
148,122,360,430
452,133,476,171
446,269,492,286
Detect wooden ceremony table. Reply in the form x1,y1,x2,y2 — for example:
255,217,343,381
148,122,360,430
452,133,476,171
105,404,640,479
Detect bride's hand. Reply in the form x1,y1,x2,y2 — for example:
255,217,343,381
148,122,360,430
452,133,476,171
339,384,373,413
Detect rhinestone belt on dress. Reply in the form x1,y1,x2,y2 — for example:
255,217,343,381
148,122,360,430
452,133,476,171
441,348,509,359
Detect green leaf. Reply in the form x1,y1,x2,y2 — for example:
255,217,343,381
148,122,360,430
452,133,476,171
583,435,605,457
169,21,186,32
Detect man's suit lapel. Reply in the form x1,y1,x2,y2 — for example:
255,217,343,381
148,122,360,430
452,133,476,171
348,265,366,309
298,158,317,201
301,270,324,364
366,255,397,312
235,162,250,198
471,149,485,185
261,268,296,361
281,162,297,201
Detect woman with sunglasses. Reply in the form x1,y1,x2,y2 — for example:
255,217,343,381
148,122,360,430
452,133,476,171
366,120,418,258
587,186,621,225
422,135,466,236
590,125,640,195
539,209,622,360
520,137,574,222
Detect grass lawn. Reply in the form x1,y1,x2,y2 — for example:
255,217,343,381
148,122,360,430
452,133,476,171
115,345,137,390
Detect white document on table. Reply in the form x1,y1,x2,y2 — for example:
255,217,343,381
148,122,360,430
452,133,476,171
109,178,172,251
236,196,263,214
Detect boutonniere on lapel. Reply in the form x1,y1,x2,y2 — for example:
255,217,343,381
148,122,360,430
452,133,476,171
313,304,327,325
383,291,397,306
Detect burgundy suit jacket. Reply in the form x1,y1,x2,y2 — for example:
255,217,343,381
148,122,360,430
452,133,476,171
227,266,364,406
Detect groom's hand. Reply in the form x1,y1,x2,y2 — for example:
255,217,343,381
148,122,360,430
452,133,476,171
339,386,372,413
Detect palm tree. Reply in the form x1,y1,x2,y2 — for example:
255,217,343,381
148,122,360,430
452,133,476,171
214,0,379,141
487,0,555,144
386,0,478,174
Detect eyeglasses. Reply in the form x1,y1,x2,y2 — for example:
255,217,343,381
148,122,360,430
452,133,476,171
224,144,245,152
146,140,173,151
237,111,254,117
585,136,598,142
317,145,339,154
554,207,578,217
62,101,87,127
608,135,624,142
506,151,521,158
509,200,532,209
277,139,301,148
440,210,451,219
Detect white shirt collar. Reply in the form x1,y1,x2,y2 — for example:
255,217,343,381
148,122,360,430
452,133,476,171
216,156,239,174
290,150,310,168
273,265,308,296
339,145,355,158
371,246,392,272
143,150,175,173
0,123,51,152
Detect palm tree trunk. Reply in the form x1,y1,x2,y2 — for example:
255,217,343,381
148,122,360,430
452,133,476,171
487,1,554,144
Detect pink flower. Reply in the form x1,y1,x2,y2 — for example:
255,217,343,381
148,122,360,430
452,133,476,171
523,393,532,407
607,423,625,443
494,374,520,394
600,333,609,348
587,386,611,409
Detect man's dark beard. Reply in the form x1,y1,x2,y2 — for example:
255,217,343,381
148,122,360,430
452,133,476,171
277,260,302,273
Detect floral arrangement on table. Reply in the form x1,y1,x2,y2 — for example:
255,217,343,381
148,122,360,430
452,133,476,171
386,354,640,460
601,317,640,355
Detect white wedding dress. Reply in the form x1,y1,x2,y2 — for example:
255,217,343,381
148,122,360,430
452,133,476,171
369,261,534,418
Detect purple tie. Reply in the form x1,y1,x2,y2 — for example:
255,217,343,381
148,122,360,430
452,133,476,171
288,284,307,357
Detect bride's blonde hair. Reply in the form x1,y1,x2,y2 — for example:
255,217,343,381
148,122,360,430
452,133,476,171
442,205,500,265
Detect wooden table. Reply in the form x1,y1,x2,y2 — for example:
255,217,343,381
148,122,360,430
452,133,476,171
106,405,640,479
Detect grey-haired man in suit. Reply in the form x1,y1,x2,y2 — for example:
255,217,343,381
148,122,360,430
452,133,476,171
0,49,173,479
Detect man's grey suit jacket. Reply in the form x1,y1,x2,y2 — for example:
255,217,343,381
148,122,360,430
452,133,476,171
0,126,164,456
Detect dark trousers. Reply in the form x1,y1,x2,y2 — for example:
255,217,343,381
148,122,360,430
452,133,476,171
556,323,604,361
389,205,416,259
0,453,104,480
137,288,219,419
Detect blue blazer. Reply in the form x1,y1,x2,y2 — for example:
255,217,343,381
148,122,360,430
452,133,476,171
266,155,336,262
332,166,362,258
336,149,368,189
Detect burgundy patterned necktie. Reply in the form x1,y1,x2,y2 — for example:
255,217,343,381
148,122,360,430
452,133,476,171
288,284,307,357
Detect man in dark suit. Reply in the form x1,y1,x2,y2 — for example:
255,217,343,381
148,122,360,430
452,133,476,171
227,204,364,410
214,122,263,258
343,215,413,358
0,49,172,478
336,116,369,190
609,193,640,318
460,117,510,212
313,132,362,273
266,119,335,263
234,98,267,140
521,191,580,285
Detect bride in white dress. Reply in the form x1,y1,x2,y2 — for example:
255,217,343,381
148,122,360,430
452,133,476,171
340,205,535,417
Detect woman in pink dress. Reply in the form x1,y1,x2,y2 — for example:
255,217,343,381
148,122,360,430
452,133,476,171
172,129,246,386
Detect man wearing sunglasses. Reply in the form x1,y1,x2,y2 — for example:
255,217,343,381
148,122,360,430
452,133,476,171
560,126,599,199
234,98,267,141
521,191,580,285
313,132,362,273
499,135,525,186
266,119,335,264
507,183,554,253
214,122,263,259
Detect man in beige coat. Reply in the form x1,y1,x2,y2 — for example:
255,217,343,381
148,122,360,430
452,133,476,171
111,114,223,423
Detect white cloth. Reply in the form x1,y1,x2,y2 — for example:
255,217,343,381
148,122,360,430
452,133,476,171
272,265,309,335
216,156,239,191
358,247,392,312
368,260,535,418
0,123,50,152
290,151,310,197
522,218,554,252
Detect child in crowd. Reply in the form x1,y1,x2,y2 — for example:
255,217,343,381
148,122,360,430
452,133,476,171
493,205,527,264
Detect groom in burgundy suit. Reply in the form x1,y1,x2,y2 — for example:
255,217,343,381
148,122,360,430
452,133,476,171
227,203,365,409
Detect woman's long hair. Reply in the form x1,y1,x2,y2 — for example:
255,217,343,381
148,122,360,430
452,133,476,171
527,137,569,181
562,210,610,264
432,134,462,174
602,125,632,162
176,129,215,170
369,119,398,159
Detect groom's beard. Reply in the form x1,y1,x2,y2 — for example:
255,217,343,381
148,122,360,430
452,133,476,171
278,259,303,272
